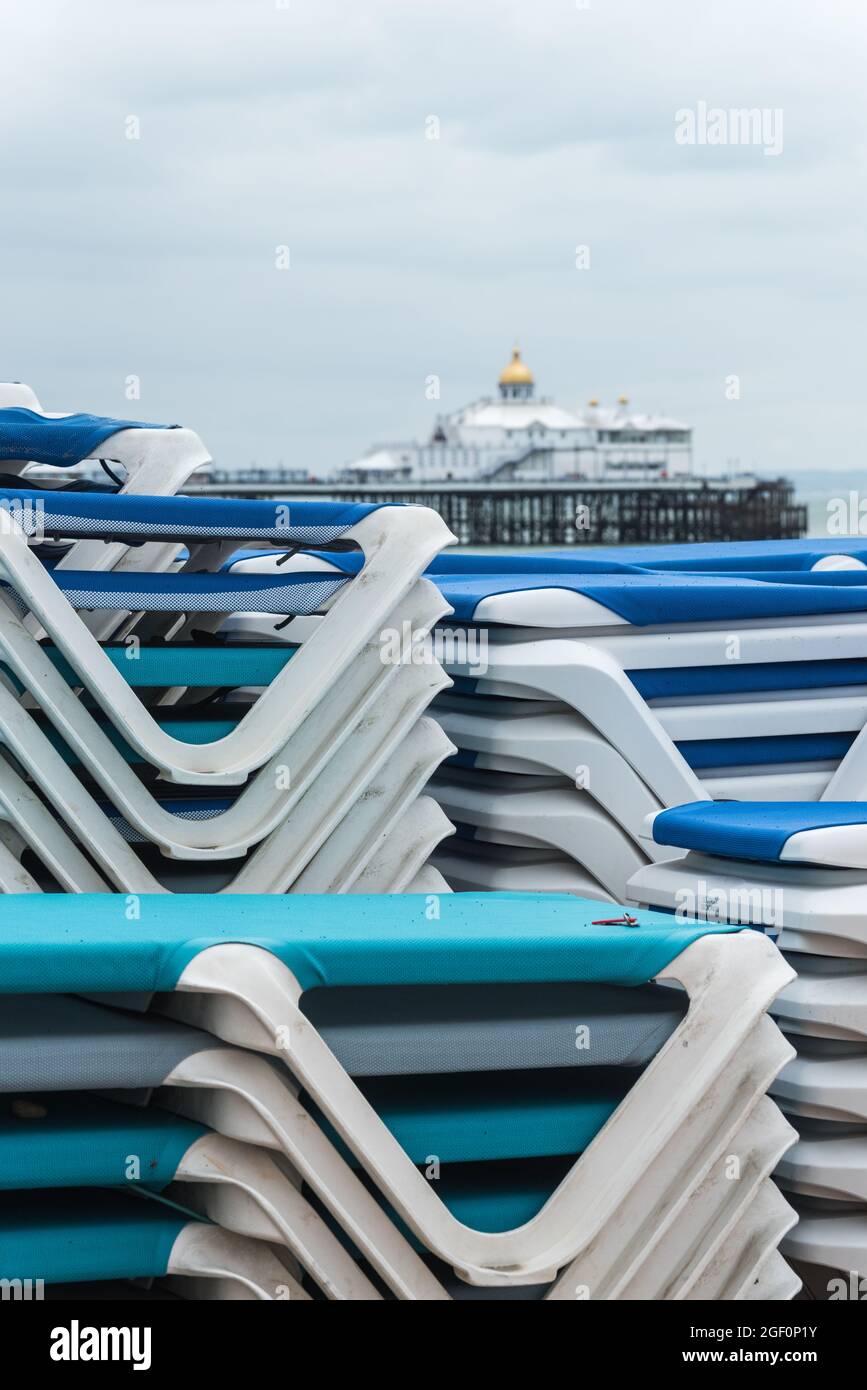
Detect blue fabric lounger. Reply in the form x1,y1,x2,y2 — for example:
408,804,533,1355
17,641,296,690
4,567,348,617
648,802,867,865
431,571,867,627
280,541,867,625
0,995,223,1093
0,484,386,545
0,892,741,997
0,409,173,465
311,1070,629,1167
280,536,867,580
0,995,644,1298
0,1187,301,1299
0,1078,623,1195
301,979,685,1074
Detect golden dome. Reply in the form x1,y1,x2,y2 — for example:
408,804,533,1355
499,346,534,387
588,397,599,408
617,394,629,406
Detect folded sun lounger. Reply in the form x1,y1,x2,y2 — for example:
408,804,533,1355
0,1090,379,1299
0,1188,305,1300
0,891,797,1294
632,799,867,1282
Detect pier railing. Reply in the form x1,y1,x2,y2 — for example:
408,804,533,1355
185,477,806,547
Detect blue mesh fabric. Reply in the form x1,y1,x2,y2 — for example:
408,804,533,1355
0,485,385,541
0,409,169,465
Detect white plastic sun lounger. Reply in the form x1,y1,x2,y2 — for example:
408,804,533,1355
433,693,679,855
0,383,43,411
443,637,867,809
631,801,867,955
0,680,454,895
0,404,217,622
0,894,798,1296
771,1042,867,1124
0,1090,377,1300
777,1132,867,1205
241,549,867,804
429,771,649,902
432,838,609,900
773,956,867,1042
546,1097,797,1300
293,795,454,895
0,993,447,1299
0,487,454,784
416,559,867,803
0,399,211,496
404,864,451,894
631,798,867,1281
782,1208,867,1283
0,1188,305,1301
0,891,795,1291
0,581,449,861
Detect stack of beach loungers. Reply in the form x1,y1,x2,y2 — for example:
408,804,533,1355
0,384,810,1299
416,543,867,1294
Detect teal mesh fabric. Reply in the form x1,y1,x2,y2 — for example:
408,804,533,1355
32,642,295,689
0,893,740,995
32,714,240,765
0,1189,189,1282
310,1069,630,1165
0,1093,206,1191
0,893,740,996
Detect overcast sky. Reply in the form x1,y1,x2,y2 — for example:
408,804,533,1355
2,0,865,476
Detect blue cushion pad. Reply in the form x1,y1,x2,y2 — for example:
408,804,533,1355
652,800,867,861
434,572,867,626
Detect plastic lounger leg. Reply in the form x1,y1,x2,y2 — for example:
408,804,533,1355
176,1133,382,1300
160,1048,450,1300
167,1221,310,1300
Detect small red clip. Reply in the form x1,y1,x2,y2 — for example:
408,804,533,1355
591,914,639,927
